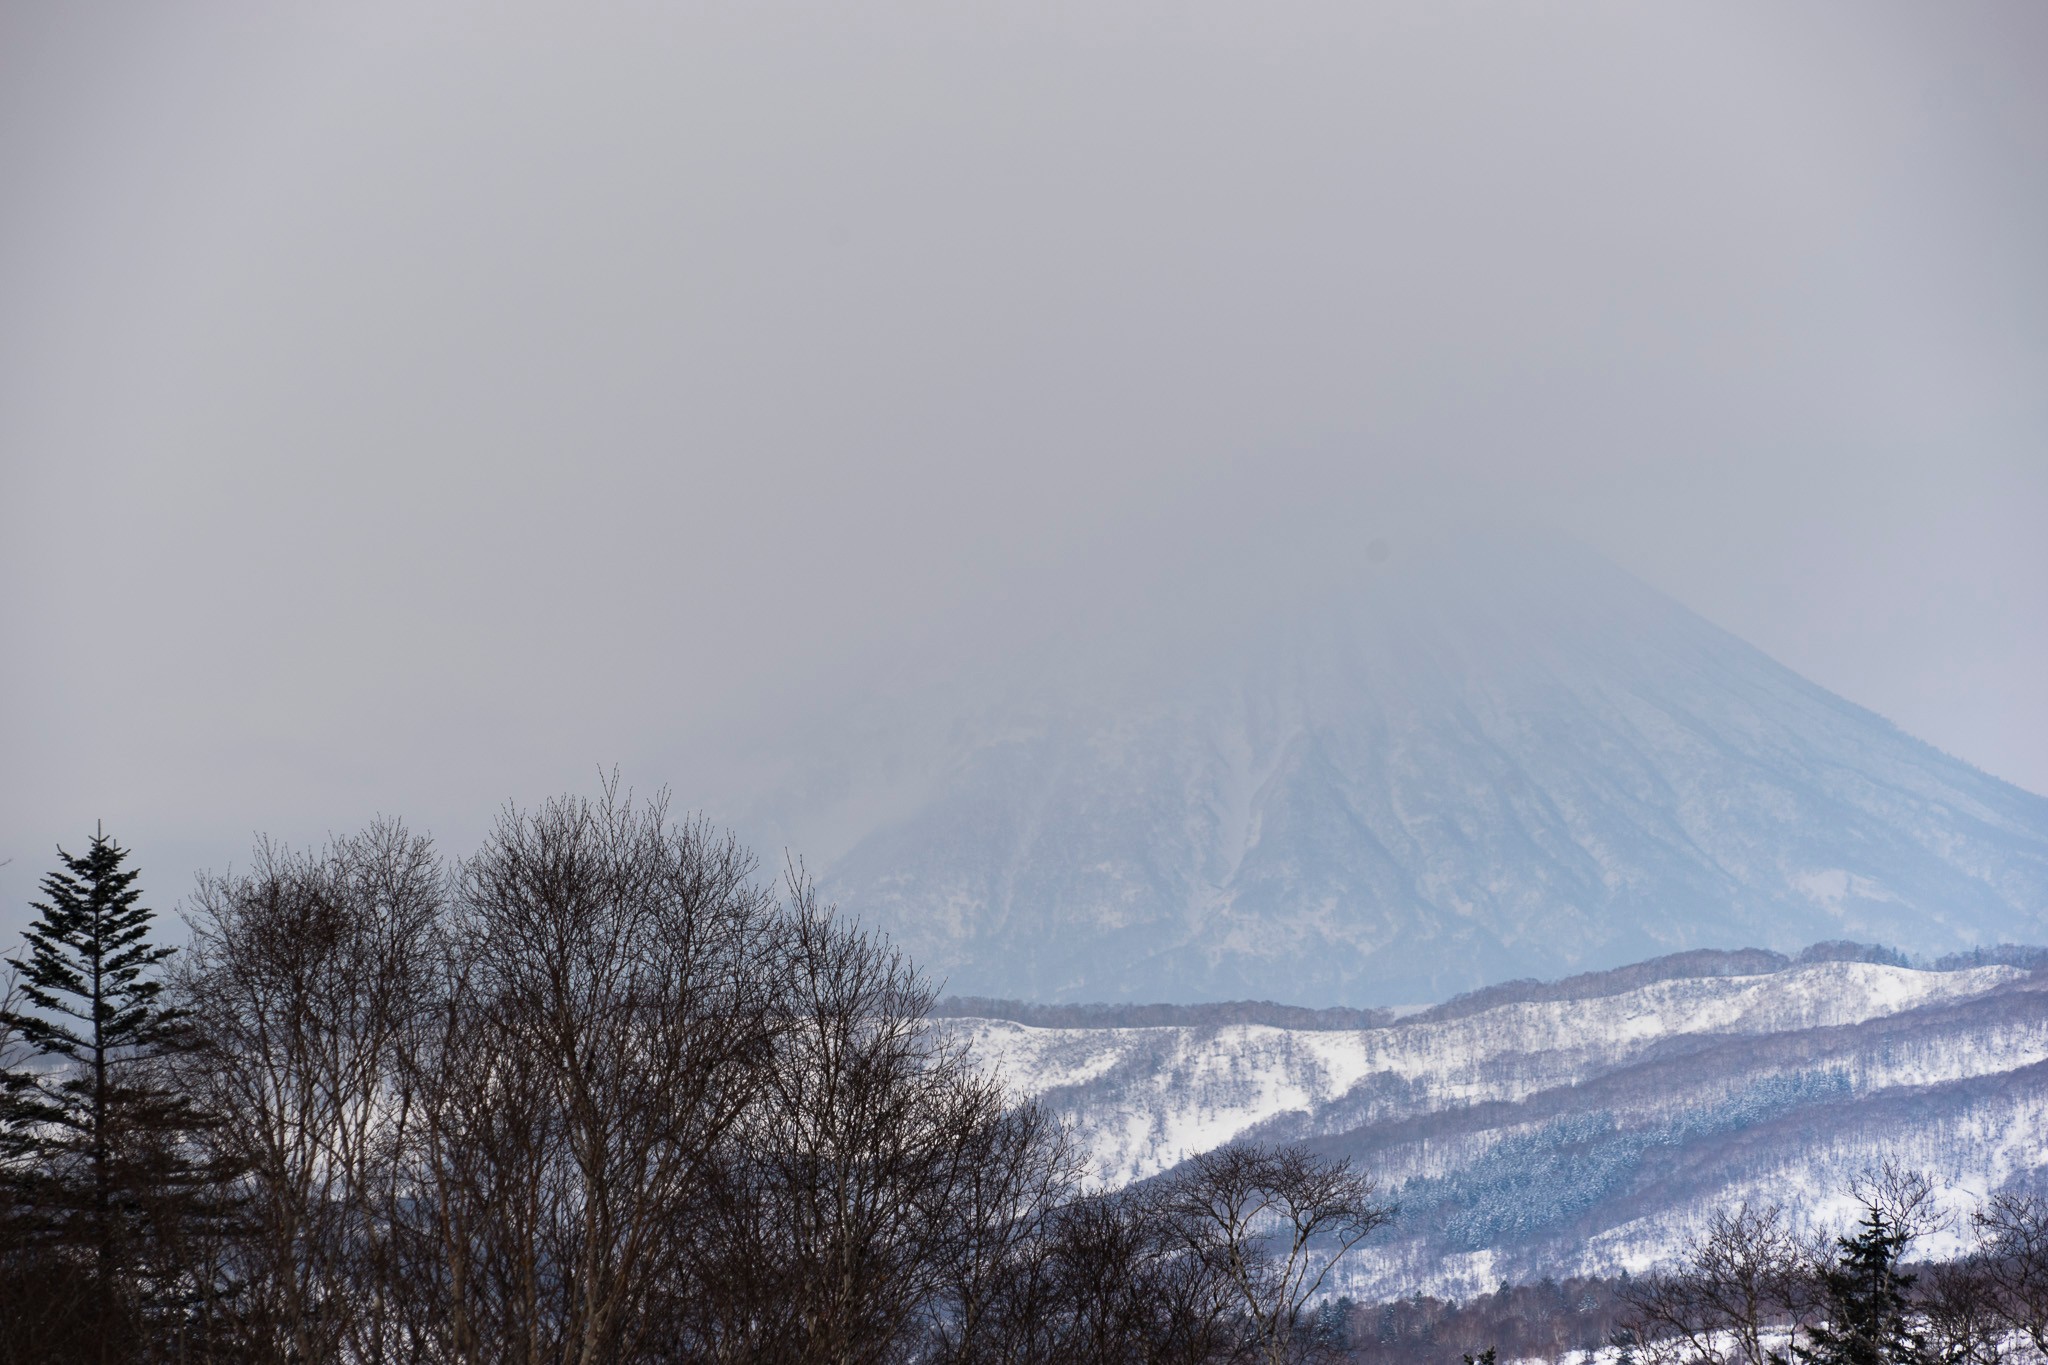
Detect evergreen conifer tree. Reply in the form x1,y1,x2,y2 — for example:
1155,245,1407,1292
1793,1207,1928,1365
0,827,221,1349
1,959,34,1149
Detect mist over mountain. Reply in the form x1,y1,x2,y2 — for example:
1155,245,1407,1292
736,533,2048,1005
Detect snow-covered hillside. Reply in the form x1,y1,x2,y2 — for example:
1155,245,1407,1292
945,954,2048,1298
737,534,2048,1003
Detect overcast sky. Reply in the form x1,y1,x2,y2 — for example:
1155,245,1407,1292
3,2,2044,927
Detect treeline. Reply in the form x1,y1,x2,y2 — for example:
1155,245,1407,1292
1332,1277,1634,1365
0,790,1391,1364
1612,1167,2048,1365
940,945,2048,1039
931,999,1396,1031
1613,1162,2048,1365
1323,1169,2048,1365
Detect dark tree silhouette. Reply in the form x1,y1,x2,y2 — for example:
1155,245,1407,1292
3,794,1407,1363
0,957,34,1150
1793,1206,1927,1365
0,827,225,1358
172,819,447,1362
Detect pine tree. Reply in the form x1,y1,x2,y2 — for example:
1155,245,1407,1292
0,827,220,1350
1793,1207,1928,1365
1,958,35,1149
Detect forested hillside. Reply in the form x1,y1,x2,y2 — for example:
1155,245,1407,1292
946,951,2048,1299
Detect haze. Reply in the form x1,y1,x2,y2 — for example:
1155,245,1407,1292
3,2,2045,931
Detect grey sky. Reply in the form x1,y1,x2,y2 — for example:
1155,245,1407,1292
3,2,2044,928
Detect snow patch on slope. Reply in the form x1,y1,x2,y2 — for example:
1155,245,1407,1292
954,963,2023,1184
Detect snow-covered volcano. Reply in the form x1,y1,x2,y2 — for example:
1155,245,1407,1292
736,533,2048,1003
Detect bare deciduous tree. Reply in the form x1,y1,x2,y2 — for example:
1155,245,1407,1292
175,818,445,1363
117,785,1404,1364
1975,1192,2048,1360
931,1182,1242,1365
1919,1256,2013,1365
919,1098,1081,1365
693,880,1029,1365
1852,1162,1949,1249
1158,1142,1395,1365
1622,1203,1820,1365
405,784,783,1364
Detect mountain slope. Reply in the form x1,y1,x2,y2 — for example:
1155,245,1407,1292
944,954,2048,1297
745,534,2048,1003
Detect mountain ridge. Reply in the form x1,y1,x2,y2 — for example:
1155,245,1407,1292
938,952,2048,1296
927,941,2044,1028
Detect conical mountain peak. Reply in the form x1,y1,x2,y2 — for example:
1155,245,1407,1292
739,534,2048,1004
